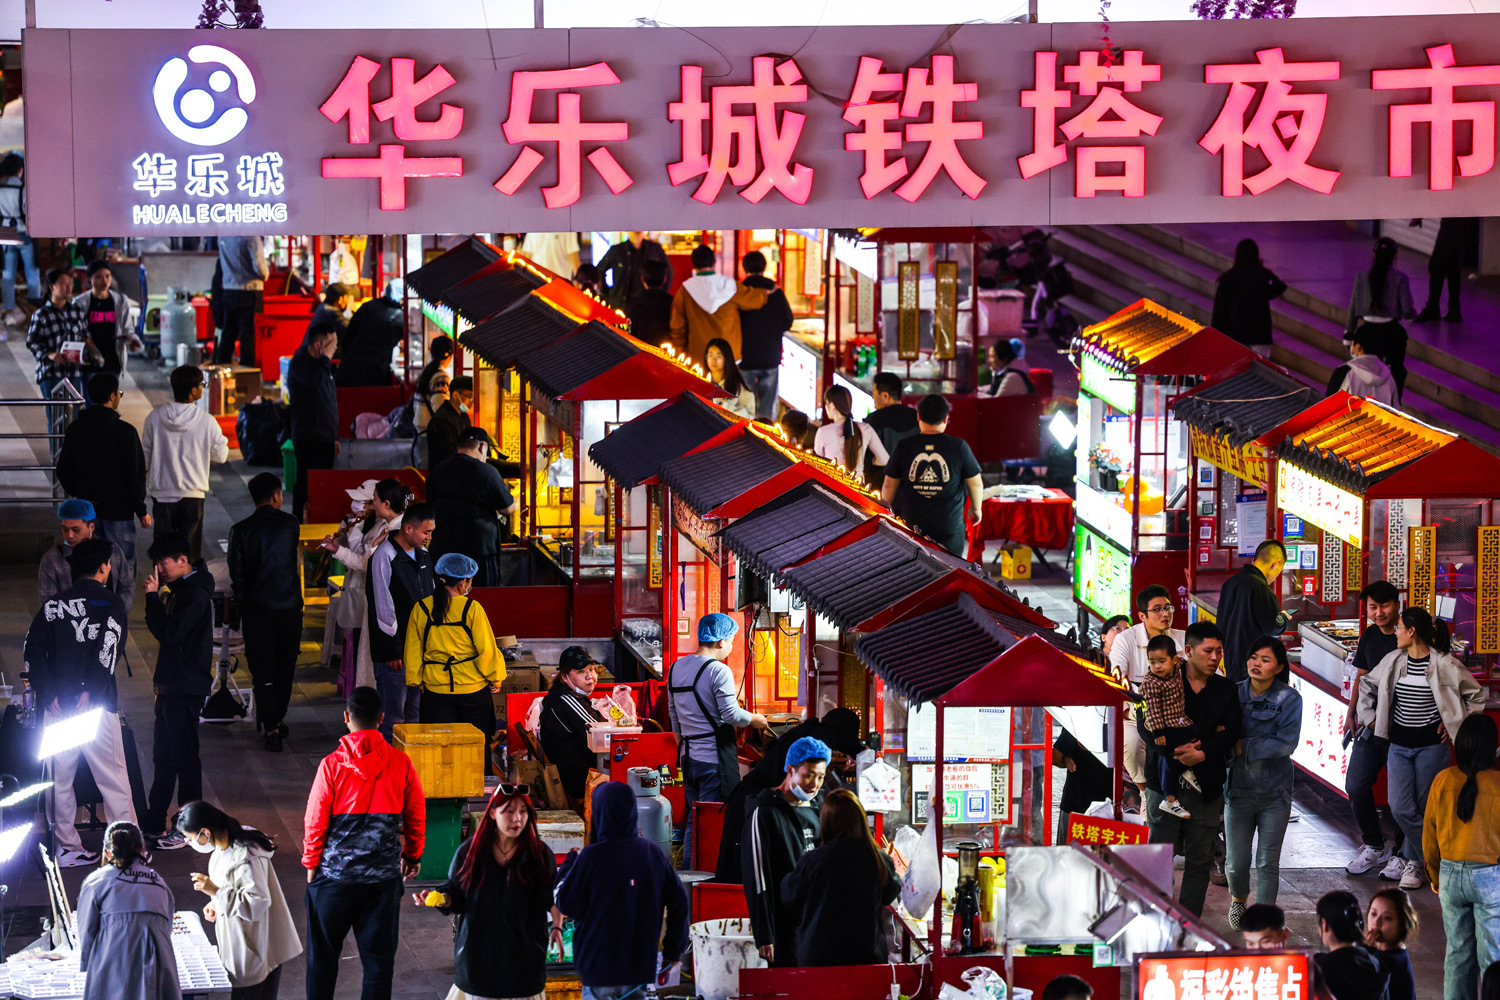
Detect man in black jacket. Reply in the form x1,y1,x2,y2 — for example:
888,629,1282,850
306,282,351,346
228,473,303,753
863,372,920,481
1139,620,1241,917
335,281,403,387
428,428,516,588
287,325,340,520
426,375,472,469
540,646,605,801
625,260,674,348
142,531,215,850
742,736,829,967
598,231,669,310
367,503,435,739
23,537,137,867
1216,539,1289,683
56,372,149,592
737,251,794,422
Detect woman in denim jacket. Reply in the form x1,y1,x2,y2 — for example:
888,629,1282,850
1225,636,1303,932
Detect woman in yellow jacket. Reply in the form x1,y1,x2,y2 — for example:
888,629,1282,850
404,553,506,753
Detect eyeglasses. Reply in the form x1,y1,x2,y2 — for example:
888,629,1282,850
1146,604,1174,614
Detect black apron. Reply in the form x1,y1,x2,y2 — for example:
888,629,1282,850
668,657,741,797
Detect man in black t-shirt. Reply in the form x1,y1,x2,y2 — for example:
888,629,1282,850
863,372,919,480
73,260,130,376
881,393,982,557
1342,580,1404,876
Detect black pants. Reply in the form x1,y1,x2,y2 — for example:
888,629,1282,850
305,877,401,1000
231,964,282,1000
215,288,262,366
153,498,206,563
243,608,302,732
1346,732,1403,853
1425,255,1462,316
145,693,204,834
293,440,338,522
420,689,496,771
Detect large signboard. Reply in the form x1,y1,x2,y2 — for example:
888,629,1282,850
1075,521,1132,619
1137,951,1310,1000
26,17,1500,235
1277,461,1364,548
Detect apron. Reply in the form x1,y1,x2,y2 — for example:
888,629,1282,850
668,657,741,797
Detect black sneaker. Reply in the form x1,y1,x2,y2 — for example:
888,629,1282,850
277,723,290,737
264,731,284,753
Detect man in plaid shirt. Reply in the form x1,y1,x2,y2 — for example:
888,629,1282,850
26,268,89,410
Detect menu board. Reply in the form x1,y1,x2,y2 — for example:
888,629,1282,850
911,762,1012,825
906,705,1012,763
1287,671,1350,792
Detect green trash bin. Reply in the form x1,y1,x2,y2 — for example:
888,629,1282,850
419,797,468,880
281,438,297,496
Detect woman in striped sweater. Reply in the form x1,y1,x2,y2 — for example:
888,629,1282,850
1357,607,1485,890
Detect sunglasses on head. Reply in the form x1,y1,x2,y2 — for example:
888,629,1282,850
496,783,533,798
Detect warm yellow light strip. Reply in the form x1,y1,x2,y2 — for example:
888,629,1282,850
1077,300,1201,366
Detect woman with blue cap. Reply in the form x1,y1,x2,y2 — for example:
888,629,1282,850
742,735,829,967
666,612,770,868
404,552,506,764
984,339,1035,397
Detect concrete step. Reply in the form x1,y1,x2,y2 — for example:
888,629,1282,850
1050,228,1500,448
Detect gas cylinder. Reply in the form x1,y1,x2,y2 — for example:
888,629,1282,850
159,287,198,367
627,765,673,859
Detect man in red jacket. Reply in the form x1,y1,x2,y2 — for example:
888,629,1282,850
303,686,425,1000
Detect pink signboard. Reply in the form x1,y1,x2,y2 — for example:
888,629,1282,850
22,17,1500,235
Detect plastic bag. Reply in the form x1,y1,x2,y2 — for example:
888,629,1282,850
590,684,637,726
937,967,1006,1000
524,697,544,736
901,816,941,919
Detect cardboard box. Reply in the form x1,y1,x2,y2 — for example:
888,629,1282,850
499,666,542,695
1000,543,1033,580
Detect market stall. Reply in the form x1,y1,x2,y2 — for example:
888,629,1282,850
1268,393,1500,792
1070,299,1251,635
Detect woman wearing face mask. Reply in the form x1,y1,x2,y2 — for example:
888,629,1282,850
813,385,888,487
539,645,606,804
176,802,302,1000
416,784,561,1000
321,479,409,696
741,737,830,967
703,338,756,420
405,553,506,759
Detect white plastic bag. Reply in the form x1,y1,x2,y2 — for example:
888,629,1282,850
524,697,544,736
937,967,1007,1000
590,684,637,726
901,816,941,919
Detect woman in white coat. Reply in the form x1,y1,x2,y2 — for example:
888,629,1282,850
177,801,302,1000
77,822,180,1000
320,478,409,689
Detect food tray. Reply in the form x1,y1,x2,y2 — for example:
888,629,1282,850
1,912,230,999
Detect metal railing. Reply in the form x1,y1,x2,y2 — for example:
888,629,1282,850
0,380,85,503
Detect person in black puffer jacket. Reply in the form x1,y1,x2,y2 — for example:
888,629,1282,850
286,325,339,520
540,646,606,801
142,531,216,848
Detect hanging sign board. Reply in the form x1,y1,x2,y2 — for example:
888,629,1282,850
1136,952,1310,1000
647,486,664,588
1189,427,1269,489
1277,462,1363,548
933,260,958,360
896,261,920,360
1065,813,1149,846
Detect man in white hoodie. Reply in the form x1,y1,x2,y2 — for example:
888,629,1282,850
669,245,769,361
142,365,230,562
1326,329,1399,408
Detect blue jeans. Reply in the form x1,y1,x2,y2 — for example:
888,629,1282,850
681,755,726,869
1224,787,1292,905
373,662,408,742
1386,742,1450,863
739,366,779,422
582,986,647,1000
1439,860,1500,1000
94,518,137,605
3,239,39,311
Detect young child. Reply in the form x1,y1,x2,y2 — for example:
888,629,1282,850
1141,634,1201,818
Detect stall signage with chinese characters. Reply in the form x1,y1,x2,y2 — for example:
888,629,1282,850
1075,522,1132,619
1065,812,1149,846
1277,462,1364,548
1080,354,1136,415
1189,427,1269,488
30,18,1500,235
906,705,1013,763
911,763,1010,825
1136,952,1309,1000
1287,671,1351,791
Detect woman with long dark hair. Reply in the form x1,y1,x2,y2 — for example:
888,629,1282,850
813,384,888,486
1358,606,1484,890
321,478,410,704
1211,238,1288,354
176,802,302,1000
1364,887,1418,1000
779,788,900,967
703,337,755,419
405,552,505,754
1423,713,1500,1000
77,821,181,1000
415,784,561,1000
1224,636,1302,930
1344,237,1415,398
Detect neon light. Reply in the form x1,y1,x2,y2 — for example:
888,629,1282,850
1080,353,1135,413
1373,43,1500,191
496,63,632,208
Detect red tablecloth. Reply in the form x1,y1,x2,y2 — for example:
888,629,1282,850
967,488,1075,560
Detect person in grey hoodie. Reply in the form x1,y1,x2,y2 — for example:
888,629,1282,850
39,498,133,613
142,365,230,562
1327,328,1399,408
215,235,268,367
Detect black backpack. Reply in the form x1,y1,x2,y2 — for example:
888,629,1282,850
236,399,290,466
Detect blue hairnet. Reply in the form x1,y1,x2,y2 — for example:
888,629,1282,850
698,612,739,643
434,552,479,579
785,736,831,769
1008,337,1025,361
58,498,96,521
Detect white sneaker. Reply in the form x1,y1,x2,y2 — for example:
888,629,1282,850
1173,854,1185,870
1379,855,1406,881
1159,798,1192,819
1180,768,1202,793
1398,861,1423,890
1346,844,1392,875
1288,806,1302,822
57,848,99,868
